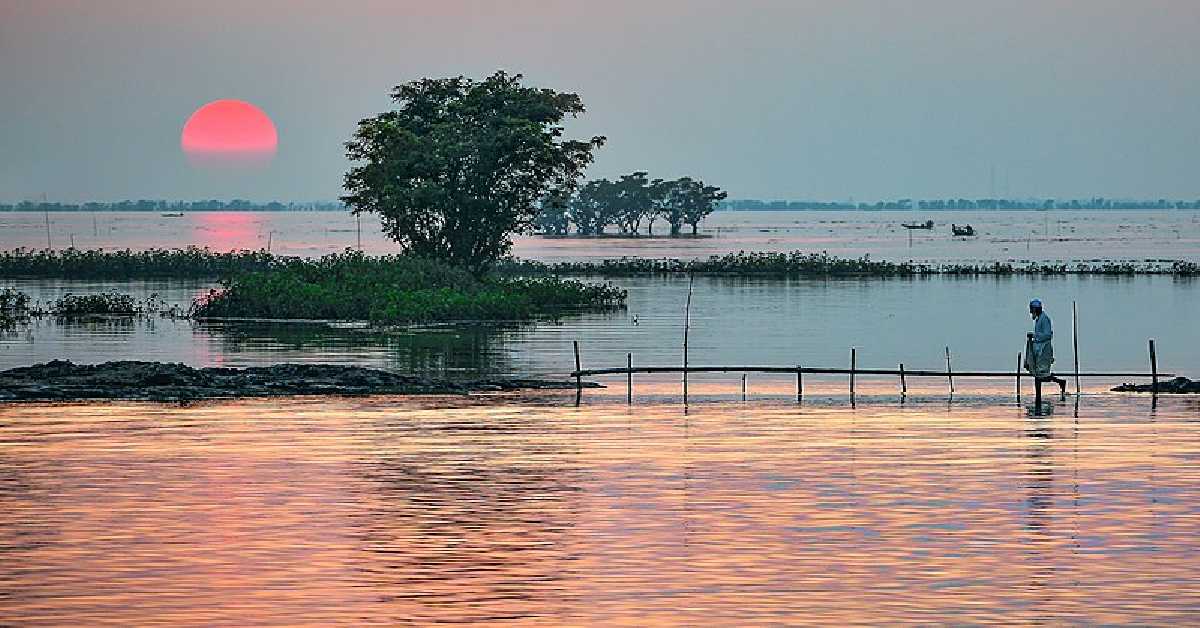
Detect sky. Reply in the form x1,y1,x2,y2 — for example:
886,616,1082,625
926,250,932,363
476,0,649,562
1,0,1198,203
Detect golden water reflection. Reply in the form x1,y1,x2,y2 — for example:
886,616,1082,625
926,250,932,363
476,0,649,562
1,395,1197,625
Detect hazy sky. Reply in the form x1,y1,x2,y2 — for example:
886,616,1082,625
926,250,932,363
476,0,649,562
2,0,1198,202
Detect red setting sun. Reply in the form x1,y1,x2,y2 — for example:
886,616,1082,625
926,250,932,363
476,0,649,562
181,99,278,167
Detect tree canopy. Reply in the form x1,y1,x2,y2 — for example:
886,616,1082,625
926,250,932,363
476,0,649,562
557,173,726,236
342,71,605,273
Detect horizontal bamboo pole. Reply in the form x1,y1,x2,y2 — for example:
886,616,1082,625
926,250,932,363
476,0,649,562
571,365,1171,379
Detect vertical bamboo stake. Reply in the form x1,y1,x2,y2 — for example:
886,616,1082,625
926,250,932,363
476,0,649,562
849,347,856,400
796,365,802,402
573,340,581,390
741,374,747,400
945,346,954,394
44,209,52,249
627,352,633,404
682,274,694,402
899,362,907,396
1072,300,1081,394
1149,338,1158,394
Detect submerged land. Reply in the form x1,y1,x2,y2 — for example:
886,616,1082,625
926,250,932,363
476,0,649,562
0,360,593,402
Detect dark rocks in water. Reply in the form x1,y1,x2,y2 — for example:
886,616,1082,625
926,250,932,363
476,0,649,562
1111,377,1200,394
0,360,596,402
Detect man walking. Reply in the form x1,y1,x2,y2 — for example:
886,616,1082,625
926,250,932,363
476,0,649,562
1024,298,1067,395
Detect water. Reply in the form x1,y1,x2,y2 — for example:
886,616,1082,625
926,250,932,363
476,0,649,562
2,394,1197,624
3,210,1199,623
4,209,1199,263
3,275,1197,387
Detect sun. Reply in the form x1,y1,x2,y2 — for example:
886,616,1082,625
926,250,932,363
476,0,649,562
181,99,278,167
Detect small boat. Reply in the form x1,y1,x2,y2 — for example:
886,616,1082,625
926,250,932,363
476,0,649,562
160,212,184,218
902,220,934,230
952,224,976,236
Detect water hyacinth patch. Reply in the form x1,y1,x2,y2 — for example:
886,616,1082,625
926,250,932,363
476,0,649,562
191,251,626,324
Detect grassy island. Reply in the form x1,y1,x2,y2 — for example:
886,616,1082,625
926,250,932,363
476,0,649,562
190,252,626,323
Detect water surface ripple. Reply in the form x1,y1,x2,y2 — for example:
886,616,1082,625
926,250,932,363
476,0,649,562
2,395,1197,625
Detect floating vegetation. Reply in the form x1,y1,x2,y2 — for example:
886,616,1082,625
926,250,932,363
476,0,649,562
191,251,626,323
0,247,276,279
0,247,1195,284
49,292,184,318
498,252,1200,277
0,288,31,328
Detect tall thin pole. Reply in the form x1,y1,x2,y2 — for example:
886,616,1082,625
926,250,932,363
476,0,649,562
682,273,694,402
899,362,907,396
573,340,582,390
945,346,954,394
356,213,362,250
796,365,802,403
1149,338,1158,394
1072,301,1081,394
627,352,633,404
849,347,856,400
44,208,52,249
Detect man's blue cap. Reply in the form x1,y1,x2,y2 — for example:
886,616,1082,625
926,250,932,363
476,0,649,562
1030,299,1042,308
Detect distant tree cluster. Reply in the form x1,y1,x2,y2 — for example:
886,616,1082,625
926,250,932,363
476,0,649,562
535,172,727,237
722,197,1200,211
0,200,344,212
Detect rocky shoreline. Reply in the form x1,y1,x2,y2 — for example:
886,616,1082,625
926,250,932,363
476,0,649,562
1111,377,1200,394
0,360,595,402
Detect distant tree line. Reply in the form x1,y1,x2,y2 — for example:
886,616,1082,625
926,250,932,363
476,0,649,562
723,198,1200,211
535,172,727,236
0,200,345,212
7,195,1197,215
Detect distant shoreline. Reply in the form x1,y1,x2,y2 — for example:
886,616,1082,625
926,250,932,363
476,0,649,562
3,206,1199,213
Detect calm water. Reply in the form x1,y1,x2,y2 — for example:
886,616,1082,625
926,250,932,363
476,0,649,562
3,275,1197,388
3,209,1199,263
3,210,1199,624
2,394,1198,625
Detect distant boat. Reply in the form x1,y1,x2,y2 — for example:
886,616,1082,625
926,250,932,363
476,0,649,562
160,212,184,218
952,224,976,236
902,220,934,230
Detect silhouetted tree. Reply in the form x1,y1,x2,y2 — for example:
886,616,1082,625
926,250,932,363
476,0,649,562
342,71,605,274
613,171,654,235
534,190,571,235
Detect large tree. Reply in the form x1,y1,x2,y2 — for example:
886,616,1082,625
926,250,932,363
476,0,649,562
342,71,605,274
612,171,654,235
662,177,727,235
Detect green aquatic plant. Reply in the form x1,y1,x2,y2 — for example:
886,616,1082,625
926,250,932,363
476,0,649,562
49,291,183,318
2,247,1196,280
0,288,31,327
0,246,277,279
191,251,626,323
498,252,1200,278
498,251,919,277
